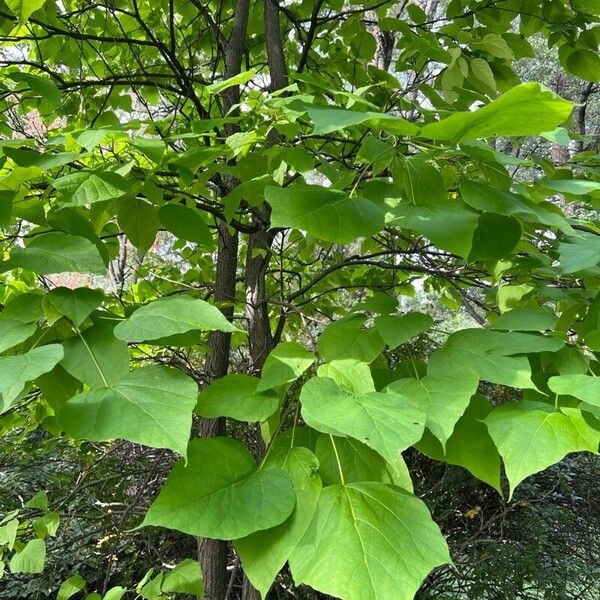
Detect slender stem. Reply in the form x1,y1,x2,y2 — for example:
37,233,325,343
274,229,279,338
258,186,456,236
329,434,346,486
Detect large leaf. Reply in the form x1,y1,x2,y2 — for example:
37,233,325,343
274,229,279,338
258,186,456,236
60,365,197,455
0,344,63,412
9,539,46,574
195,374,279,422
428,329,538,389
256,342,314,391
559,233,600,273
417,395,502,493
117,199,159,254
289,482,450,600
0,319,37,353
114,295,239,343
485,402,599,498
61,323,129,388
420,83,572,142
317,314,385,363
548,374,600,407
44,287,103,326
373,312,433,350
158,204,214,248
8,233,106,275
234,447,322,598
141,437,295,539
6,0,46,23
387,365,479,448
52,171,131,207
491,308,557,332
300,376,425,464
266,185,384,244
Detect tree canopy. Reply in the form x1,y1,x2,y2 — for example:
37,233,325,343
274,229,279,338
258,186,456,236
0,0,599,599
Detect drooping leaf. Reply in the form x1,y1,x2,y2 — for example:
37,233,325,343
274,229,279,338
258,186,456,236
158,204,214,247
161,559,203,596
6,0,46,24
44,287,103,326
559,233,600,273
256,342,314,391
61,323,129,388
417,395,502,493
195,374,279,422
60,365,197,455
8,233,106,275
317,314,385,363
373,312,433,349
9,539,46,574
0,319,37,353
289,482,450,600
548,374,600,407
0,344,63,412
387,364,479,448
317,359,375,395
266,185,384,244
300,376,425,464
485,402,599,498
491,308,557,331
114,295,239,343
234,447,322,598
52,171,131,207
57,575,86,600
420,83,572,142
141,437,296,539
117,199,159,254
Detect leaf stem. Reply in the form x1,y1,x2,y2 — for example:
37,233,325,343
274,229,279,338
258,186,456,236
329,434,346,486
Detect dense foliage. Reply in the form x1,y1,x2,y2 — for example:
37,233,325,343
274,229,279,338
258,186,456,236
0,0,599,598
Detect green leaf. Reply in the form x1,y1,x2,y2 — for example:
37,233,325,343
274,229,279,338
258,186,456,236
52,171,131,207
0,344,64,412
61,323,129,388
373,312,433,350
317,359,375,395
141,437,295,539
559,233,600,273
390,199,479,258
469,213,521,261
420,83,572,142
6,0,46,24
491,308,557,331
44,287,103,326
158,204,214,247
300,376,425,465
317,314,385,363
117,199,159,254
417,395,502,493
485,402,599,498
206,68,258,94
289,482,450,600
428,329,536,389
540,179,600,196
548,374,600,407
9,539,46,574
0,293,44,322
57,575,86,600
161,559,203,596
24,490,48,510
60,365,197,455
0,319,36,353
257,342,314,391
266,185,384,244
564,49,600,83
114,295,239,343
8,233,106,275
387,365,478,448
289,101,418,136
234,447,322,598
195,374,279,422
315,434,412,491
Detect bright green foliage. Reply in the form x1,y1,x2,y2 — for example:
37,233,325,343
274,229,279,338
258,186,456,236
9,538,46,574
195,374,279,421
388,365,479,448
289,483,450,600
114,295,239,343
7,233,106,275
142,438,295,539
234,447,321,598
60,365,197,456
0,0,599,597
485,403,599,498
300,377,425,465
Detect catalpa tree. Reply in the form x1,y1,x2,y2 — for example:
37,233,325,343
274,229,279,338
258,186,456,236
0,0,599,599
